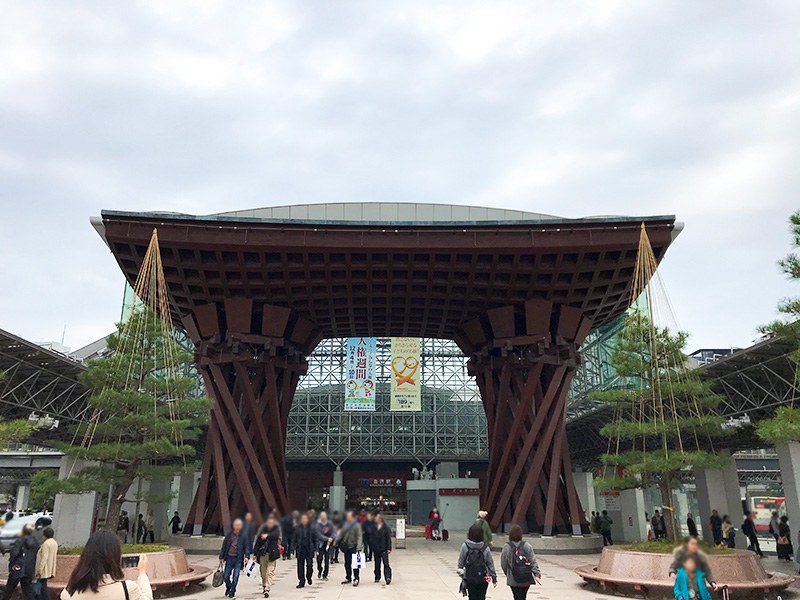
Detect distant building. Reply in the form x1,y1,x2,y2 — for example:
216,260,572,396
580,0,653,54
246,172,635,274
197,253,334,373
689,347,740,367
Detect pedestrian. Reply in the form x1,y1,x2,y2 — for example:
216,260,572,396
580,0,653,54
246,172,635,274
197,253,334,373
331,512,342,564
116,512,129,545
253,515,281,598
59,530,152,600
475,511,493,547
721,515,736,549
135,515,145,545
673,556,712,600
314,512,334,581
218,518,249,598
457,523,496,600
598,510,613,546
3,523,40,600
293,513,315,589
651,511,665,540
589,511,597,534
168,512,182,535
429,506,442,541
777,515,793,561
143,511,155,544
709,510,723,546
280,511,298,560
742,512,763,557
592,511,602,535
242,513,257,556
500,524,540,600
371,513,392,585
769,511,780,541
669,536,717,592
362,512,375,562
34,527,57,600
686,513,698,538
338,511,363,587
357,509,367,525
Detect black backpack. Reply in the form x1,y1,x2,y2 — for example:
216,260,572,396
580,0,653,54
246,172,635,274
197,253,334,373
506,542,535,584
464,543,487,584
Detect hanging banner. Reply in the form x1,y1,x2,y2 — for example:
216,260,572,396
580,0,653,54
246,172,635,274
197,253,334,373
390,337,421,411
345,337,376,411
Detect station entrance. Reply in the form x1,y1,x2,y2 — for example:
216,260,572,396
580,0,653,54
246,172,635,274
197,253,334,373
96,204,679,535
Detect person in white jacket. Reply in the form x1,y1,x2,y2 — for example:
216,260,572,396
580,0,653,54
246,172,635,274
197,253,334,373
60,531,152,600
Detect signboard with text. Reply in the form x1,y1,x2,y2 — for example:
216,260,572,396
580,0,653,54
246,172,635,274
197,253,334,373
345,337,376,411
390,337,421,411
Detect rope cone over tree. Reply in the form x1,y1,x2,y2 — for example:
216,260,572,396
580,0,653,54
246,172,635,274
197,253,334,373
56,229,212,533
591,224,733,544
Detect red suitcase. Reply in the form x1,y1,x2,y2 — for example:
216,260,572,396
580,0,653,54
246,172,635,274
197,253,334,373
425,525,432,539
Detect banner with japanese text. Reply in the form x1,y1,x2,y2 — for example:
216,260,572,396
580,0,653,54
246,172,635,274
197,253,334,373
345,337,376,411
390,337,421,411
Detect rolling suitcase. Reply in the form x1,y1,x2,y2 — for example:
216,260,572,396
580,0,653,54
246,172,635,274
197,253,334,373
442,529,449,541
425,525,432,539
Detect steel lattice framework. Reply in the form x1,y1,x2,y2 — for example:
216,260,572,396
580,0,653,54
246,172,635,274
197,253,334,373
287,337,487,461
0,328,91,427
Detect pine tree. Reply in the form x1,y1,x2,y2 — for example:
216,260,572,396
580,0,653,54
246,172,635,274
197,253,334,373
757,210,800,445
0,371,36,447
57,309,212,532
591,311,732,543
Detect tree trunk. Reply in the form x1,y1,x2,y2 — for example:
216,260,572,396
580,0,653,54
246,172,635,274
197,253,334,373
658,473,678,544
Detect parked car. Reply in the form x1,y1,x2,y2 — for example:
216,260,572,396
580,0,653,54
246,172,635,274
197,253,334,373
0,513,52,553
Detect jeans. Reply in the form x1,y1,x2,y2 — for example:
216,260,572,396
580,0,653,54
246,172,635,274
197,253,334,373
36,578,50,600
316,546,330,578
601,531,613,546
373,551,392,581
510,586,529,600
343,547,360,581
465,581,488,600
296,554,313,586
2,577,36,600
223,556,242,597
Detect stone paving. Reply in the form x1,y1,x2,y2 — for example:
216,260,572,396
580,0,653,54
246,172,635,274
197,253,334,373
177,537,800,600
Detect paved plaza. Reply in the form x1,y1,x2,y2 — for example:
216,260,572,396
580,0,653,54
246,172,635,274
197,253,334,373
181,537,800,600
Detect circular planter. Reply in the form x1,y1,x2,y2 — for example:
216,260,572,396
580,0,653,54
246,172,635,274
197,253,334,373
1,548,212,595
575,546,794,595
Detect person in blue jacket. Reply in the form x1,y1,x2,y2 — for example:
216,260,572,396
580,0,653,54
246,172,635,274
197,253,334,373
673,557,713,600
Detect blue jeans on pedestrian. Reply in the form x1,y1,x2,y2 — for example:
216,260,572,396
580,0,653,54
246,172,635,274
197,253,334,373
223,556,242,597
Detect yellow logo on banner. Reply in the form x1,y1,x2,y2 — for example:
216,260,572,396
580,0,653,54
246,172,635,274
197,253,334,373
390,337,421,411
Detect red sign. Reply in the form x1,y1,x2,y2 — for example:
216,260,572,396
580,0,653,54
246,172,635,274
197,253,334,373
438,488,480,496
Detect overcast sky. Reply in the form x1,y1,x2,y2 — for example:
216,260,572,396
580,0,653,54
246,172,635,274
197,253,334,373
1,1,799,352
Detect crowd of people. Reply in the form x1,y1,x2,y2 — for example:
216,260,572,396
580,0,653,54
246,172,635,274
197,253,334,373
216,508,394,598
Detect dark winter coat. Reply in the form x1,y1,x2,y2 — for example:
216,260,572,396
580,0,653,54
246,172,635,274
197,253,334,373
293,523,316,557
370,522,392,554
8,534,39,580
219,531,250,566
253,524,282,561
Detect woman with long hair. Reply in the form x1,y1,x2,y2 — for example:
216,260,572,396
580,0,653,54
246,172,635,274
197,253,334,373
60,530,152,600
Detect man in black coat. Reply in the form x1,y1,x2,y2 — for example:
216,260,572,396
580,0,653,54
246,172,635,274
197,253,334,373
742,512,764,557
370,513,392,584
2,523,40,600
292,513,316,588
362,513,376,562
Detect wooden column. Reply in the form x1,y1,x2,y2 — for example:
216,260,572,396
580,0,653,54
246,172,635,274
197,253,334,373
464,300,593,535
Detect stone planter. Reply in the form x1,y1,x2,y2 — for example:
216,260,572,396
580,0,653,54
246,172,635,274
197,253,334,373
575,546,794,596
1,547,212,595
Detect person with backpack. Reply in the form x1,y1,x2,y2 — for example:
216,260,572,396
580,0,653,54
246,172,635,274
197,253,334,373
2,523,39,600
457,523,496,600
500,525,540,600
253,515,282,598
